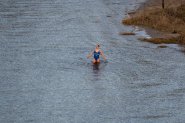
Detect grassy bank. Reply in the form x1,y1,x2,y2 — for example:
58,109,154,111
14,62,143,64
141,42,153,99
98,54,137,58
123,0,185,44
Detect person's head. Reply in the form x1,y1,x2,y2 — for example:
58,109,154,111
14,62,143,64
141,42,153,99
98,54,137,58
96,44,100,49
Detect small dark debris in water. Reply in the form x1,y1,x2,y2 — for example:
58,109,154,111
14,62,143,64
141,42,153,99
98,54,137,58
106,15,112,17
158,45,168,48
119,32,135,35
143,114,170,119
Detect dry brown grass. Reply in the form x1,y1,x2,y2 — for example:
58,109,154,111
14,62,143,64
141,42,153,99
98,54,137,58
123,0,185,44
139,37,179,44
138,33,181,44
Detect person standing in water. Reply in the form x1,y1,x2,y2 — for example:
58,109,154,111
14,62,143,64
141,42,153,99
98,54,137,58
87,44,106,63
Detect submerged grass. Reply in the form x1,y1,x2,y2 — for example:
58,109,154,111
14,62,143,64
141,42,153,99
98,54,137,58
123,1,185,44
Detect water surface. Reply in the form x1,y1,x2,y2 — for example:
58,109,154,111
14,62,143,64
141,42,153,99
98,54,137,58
1,0,185,123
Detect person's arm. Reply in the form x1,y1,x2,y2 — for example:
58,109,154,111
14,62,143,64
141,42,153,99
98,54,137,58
100,50,106,61
87,51,93,59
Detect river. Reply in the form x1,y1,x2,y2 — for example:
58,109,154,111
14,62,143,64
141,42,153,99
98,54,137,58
0,0,185,123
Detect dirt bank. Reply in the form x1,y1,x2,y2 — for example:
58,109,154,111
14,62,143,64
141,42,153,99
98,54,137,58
122,0,185,44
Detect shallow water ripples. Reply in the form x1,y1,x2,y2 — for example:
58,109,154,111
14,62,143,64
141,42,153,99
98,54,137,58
1,0,185,123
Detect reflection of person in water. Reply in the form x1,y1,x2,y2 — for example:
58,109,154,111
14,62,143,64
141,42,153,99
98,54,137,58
87,44,106,63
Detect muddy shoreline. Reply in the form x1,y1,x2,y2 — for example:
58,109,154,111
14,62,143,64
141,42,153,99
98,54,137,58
123,0,185,45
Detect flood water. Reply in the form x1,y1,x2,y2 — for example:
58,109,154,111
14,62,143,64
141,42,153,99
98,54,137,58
1,0,185,123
